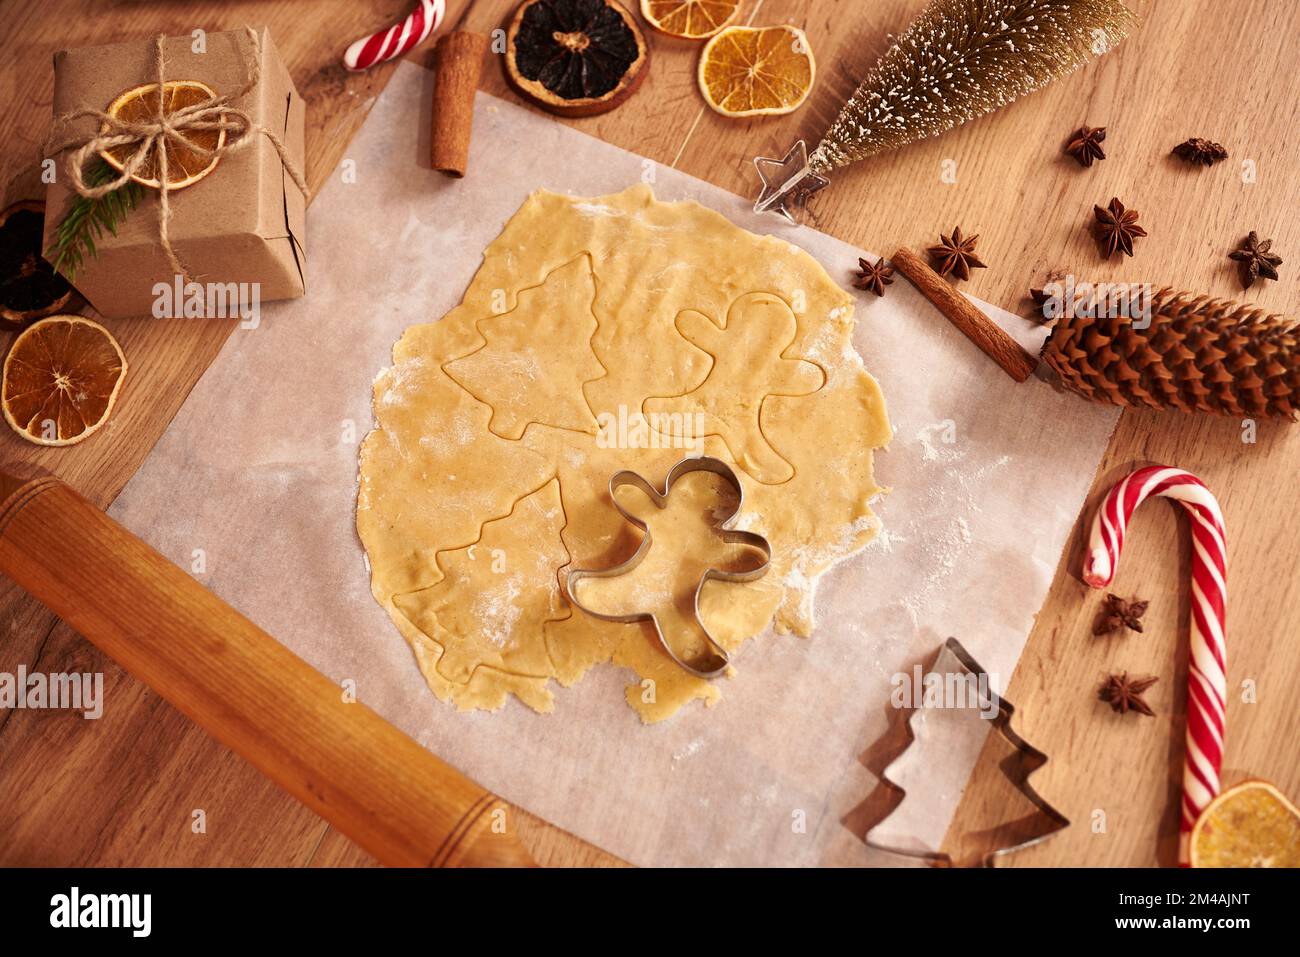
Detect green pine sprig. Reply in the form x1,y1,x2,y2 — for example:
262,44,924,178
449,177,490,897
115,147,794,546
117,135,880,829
45,159,143,281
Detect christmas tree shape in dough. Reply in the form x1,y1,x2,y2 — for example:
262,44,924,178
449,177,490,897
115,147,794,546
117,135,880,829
445,255,606,440
392,478,568,685
643,293,824,484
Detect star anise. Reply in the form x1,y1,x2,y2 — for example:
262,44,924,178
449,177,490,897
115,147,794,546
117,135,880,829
1094,197,1147,259
1065,125,1107,167
1172,137,1229,167
1098,672,1159,716
852,256,894,296
927,227,987,281
1093,593,1149,636
1027,287,1054,323
1228,231,1283,289
1027,272,1066,324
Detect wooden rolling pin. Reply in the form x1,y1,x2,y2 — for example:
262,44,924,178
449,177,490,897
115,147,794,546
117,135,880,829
0,469,535,868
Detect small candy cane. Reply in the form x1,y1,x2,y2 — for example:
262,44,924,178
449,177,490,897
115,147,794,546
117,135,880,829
343,0,447,72
1083,465,1227,865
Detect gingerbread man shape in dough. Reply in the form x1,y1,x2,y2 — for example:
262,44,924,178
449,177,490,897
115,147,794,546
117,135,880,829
643,292,824,484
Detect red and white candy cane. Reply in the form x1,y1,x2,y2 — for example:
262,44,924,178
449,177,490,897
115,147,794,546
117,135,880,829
343,0,447,72
1083,465,1227,865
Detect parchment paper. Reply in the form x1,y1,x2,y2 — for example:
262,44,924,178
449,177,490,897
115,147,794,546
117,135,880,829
109,63,1118,867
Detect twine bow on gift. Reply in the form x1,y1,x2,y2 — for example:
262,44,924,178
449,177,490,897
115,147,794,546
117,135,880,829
44,27,309,280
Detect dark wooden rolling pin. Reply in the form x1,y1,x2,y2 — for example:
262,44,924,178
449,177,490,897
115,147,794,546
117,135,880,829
0,469,535,868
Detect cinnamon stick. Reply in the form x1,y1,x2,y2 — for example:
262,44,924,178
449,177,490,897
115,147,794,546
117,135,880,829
891,246,1038,383
431,31,489,177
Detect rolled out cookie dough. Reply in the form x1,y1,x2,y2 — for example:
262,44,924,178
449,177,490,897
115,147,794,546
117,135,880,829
357,185,891,722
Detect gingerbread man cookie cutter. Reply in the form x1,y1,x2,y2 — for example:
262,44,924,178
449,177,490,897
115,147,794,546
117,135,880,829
564,456,772,679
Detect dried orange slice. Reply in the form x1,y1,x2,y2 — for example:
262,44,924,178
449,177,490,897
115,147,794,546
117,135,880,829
1190,780,1300,868
100,81,225,190
505,0,650,117
2,315,127,447
641,0,741,39
1,201,73,328
697,24,815,117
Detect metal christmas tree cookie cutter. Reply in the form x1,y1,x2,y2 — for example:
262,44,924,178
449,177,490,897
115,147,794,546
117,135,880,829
864,637,1070,866
564,456,772,680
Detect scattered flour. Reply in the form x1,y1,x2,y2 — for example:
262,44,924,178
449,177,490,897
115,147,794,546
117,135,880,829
780,512,887,629
891,512,981,630
672,739,704,762
867,525,909,553
914,420,961,463
473,577,523,649
376,357,425,406
572,201,621,217
564,445,587,470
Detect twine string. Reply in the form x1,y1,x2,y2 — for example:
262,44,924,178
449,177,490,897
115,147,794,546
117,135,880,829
45,27,309,280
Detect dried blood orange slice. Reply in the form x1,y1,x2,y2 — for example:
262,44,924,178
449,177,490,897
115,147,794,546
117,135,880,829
2,315,127,446
698,24,815,117
505,0,649,117
640,0,741,39
1190,780,1300,868
101,80,225,190
0,201,72,328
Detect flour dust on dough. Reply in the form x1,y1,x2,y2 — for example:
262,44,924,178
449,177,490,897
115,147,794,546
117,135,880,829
357,185,891,722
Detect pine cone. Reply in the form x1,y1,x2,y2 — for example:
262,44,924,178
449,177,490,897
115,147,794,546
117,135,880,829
1041,289,1300,419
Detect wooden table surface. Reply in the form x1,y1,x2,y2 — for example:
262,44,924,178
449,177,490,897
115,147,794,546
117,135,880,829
0,0,1296,868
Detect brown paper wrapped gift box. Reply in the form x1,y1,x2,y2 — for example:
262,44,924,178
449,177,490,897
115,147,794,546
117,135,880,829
42,27,306,319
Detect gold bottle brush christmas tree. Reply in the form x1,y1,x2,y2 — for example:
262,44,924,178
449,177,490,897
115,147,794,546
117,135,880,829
754,0,1139,221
